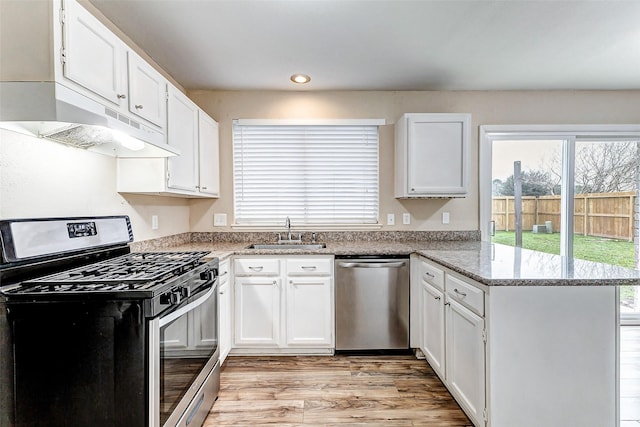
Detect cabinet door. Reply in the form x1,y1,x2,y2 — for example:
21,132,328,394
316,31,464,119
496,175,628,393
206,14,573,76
63,0,125,105
197,112,220,196
234,277,280,346
127,51,166,127
286,277,332,347
167,86,199,192
405,114,469,196
446,298,485,426
421,280,445,378
218,281,231,363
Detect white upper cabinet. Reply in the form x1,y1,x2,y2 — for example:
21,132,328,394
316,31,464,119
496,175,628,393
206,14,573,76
167,86,199,192
395,113,471,198
197,112,221,197
117,89,221,198
63,0,168,131
63,0,126,106
127,51,167,127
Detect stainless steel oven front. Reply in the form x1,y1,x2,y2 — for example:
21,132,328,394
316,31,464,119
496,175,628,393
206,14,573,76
149,273,220,427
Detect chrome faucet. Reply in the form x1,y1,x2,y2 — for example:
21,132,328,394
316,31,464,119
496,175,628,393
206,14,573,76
277,216,301,243
285,216,291,240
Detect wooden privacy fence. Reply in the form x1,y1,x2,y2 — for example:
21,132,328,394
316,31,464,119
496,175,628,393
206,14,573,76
492,191,637,241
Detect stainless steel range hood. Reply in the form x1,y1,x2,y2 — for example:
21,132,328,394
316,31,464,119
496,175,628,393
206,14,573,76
0,81,179,158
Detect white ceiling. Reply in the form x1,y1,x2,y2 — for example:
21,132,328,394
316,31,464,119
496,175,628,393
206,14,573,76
88,0,640,91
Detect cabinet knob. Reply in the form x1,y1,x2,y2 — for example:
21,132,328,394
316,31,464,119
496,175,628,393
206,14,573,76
117,94,126,99
202,186,208,190
135,104,144,109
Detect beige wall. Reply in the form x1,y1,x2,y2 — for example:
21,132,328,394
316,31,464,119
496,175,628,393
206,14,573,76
0,129,190,242
187,89,640,233
2,90,639,240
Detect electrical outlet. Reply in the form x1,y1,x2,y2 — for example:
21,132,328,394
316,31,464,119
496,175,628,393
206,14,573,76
151,215,159,230
402,213,411,225
442,212,450,224
387,213,395,226
213,213,227,227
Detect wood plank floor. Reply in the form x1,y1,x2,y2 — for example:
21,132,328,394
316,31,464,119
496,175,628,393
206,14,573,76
204,355,473,426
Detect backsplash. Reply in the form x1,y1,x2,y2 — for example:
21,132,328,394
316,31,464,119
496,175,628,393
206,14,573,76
132,230,480,250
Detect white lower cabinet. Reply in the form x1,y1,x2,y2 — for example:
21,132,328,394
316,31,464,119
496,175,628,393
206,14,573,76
421,280,445,377
217,259,231,364
235,275,281,346
233,256,334,353
417,257,486,427
445,298,485,426
286,276,333,346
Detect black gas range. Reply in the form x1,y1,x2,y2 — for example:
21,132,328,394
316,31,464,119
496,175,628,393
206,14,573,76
0,216,220,427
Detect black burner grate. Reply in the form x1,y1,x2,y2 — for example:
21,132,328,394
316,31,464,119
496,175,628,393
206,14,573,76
15,251,211,292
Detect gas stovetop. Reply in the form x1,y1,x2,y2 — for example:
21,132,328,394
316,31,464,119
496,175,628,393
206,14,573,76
3,251,212,296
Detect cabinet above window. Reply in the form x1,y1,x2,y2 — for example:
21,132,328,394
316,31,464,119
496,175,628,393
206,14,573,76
395,113,471,198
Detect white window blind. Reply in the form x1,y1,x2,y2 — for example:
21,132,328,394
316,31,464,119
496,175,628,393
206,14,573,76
233,121,379,225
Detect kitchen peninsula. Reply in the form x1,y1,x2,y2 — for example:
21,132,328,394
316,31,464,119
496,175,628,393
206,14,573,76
136,233,638,427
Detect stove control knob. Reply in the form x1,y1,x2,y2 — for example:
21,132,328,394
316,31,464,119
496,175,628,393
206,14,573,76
169,291,182,305
200,269,213,281
180,287,191,298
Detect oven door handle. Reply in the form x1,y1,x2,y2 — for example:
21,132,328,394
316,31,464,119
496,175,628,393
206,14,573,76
159,282,216,327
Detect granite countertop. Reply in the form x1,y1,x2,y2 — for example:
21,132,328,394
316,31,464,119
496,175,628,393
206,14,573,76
416,241,640,287
135,239,640,287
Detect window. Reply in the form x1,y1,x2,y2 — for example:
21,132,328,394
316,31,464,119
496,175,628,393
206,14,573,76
480,125,640,325
233,120,380,226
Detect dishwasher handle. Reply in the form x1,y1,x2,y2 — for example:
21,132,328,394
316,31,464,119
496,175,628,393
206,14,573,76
337,261,406,269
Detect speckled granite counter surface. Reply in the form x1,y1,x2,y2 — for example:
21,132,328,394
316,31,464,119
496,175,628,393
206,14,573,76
131,232,640,286
416,241,640,286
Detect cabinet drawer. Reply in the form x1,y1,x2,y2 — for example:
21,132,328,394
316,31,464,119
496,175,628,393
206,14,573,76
234,258,280,276
219,259,230,284
446,274,484,316
286,258,332,276
420,259,445,291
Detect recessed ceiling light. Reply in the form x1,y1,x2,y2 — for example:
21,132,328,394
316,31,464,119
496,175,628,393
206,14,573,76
290,74,311,84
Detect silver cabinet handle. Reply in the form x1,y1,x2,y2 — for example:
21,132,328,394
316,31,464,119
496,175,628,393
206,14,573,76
135,104,144,109
219,289,225,295
425,271,435,278
301,266,317,271
219,271,228,276
248,266,263,272
338,261,406,269
202,186,208,190
453,288,467,297
434,296,441,301
117,94,126,99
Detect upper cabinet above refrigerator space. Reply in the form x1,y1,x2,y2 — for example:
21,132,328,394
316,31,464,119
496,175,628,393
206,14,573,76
395,113,471,198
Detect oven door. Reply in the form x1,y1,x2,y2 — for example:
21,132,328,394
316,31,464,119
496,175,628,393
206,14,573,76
149,280,220,427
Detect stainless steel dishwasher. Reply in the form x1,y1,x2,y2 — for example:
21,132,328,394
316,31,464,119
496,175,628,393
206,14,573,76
335,255,410,350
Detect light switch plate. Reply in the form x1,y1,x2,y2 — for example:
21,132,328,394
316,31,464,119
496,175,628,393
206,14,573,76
151,215,158,230
214,213,227,226
402,213,411,225
442,212,450,224
387,213,395,226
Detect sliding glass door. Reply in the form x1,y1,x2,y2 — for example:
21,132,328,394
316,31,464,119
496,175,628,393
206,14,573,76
480,126,640,325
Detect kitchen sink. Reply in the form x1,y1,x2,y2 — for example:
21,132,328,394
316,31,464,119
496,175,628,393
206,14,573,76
247,243,327,250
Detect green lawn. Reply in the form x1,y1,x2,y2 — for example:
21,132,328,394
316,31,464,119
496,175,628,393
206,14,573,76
492,231,636,269
493,231,637,302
